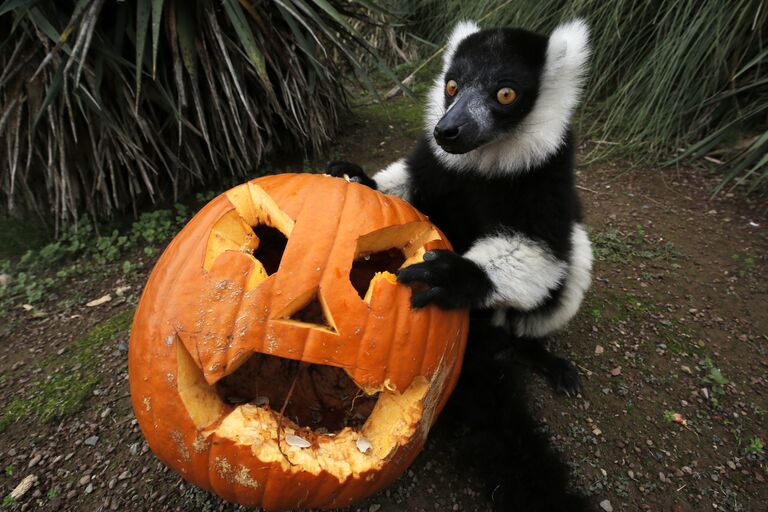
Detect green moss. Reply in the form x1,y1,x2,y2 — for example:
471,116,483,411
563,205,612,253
0,308,134,432
592,227,678,263
353,95,424,138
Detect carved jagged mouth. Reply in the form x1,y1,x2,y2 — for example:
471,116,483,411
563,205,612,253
176,338,431,478
215,353,379,434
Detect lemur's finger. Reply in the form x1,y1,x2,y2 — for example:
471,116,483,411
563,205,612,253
410,287,446,308
396,263,434,284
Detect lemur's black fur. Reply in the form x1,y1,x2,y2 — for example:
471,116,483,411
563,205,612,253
329,19,593,511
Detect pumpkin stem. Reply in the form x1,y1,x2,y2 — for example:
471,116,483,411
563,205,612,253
276,361,309,465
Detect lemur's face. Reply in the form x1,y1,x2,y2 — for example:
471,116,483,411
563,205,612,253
433,29,548,155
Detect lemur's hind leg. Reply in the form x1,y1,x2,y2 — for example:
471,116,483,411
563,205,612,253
446,320,591,511
497,337,581,397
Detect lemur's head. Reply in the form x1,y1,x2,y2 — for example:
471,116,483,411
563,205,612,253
426,20,590,174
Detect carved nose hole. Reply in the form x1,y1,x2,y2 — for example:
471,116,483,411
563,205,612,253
274,289,337,334
252,225,288,275
350,249,406,299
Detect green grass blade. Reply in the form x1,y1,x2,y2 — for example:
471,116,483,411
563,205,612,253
135,0,150,108
150,0,164,77
222,0,271,88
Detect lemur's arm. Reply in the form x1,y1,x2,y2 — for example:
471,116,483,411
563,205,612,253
328,160,566,311
327,159,412,201
397,233,566,311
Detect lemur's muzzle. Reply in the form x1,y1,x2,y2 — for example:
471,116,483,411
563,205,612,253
433,93,485,154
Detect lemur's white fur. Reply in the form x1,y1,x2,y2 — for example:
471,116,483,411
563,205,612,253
514,224,593,337
373,159,411,202
425,19,591,176
465,232,568,311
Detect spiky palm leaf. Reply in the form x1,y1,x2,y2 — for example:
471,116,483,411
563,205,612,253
0,0,392,229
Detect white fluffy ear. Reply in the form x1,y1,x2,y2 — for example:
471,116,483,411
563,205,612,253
442,20,480,68
546,19,590,85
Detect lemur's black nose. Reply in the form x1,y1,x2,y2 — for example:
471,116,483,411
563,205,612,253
434,123,460,141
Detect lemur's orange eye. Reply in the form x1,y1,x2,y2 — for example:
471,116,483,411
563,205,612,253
497,87,517,105
445,80,458,97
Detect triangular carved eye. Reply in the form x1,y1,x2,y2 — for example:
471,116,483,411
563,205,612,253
350,249,405,298
351,222,441,302
203,182,294,290
274,288,337,333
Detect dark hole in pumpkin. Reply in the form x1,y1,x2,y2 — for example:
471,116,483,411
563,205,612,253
252,225,288,275
289,295,327,326
216,353,378,433
350,248,406,299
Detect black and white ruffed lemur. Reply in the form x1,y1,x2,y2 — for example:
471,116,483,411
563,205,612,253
329,19,593,511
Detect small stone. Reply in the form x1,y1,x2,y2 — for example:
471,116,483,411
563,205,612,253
10,475,38,500
680,365,692,375
599,499,614,512
711,474,719,482
118,471,131,481
727,461,736,470
100,408,112,419
595,345,605,355
682,466,692,475
85,483,94,494
27,454,41,468
85,294,112,307
700,388,709,400
592,428,602,436
79,475,91,486
610,366,622,377
84,436,99,446
659,472,666,482
369,505,382,512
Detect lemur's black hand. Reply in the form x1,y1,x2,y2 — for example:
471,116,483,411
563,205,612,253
326,161,377,189
396,250,493,309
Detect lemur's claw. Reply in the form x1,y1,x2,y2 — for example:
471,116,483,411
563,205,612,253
326,161,376,188
397,250,492,310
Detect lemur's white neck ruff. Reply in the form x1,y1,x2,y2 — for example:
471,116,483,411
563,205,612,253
425,20,591,176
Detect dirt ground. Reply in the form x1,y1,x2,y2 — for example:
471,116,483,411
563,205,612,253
0,95,766,512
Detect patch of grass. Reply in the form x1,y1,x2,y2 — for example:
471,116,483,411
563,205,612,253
731,253,756,277
592,226,678,263
354,95,424,138
3,465,11,477
747,436,765,456
0,309,134,432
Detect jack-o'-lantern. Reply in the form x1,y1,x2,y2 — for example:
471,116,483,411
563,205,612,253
129,173,469,510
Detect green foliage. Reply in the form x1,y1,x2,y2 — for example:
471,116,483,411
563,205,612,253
591,227,678,263
662,410,676,423
3,465,11,477
747,436,765,456
0,0,395,225
386,0,768,193
0,308,134,432
0,205,188,306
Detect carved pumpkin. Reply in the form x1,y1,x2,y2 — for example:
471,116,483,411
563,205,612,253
128,173,469,510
